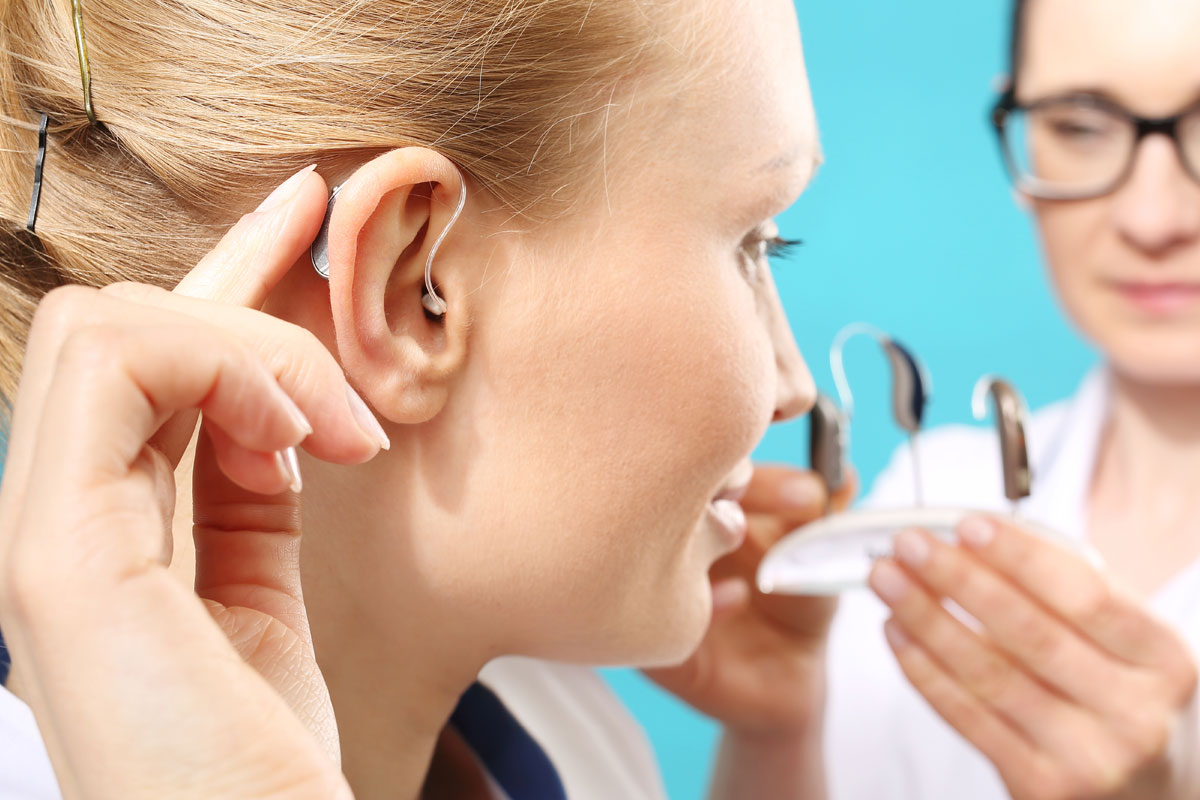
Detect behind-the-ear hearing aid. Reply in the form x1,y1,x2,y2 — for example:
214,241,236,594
819,323,932,504
972,375,1033,513
309,174,468,318
808,394,847,497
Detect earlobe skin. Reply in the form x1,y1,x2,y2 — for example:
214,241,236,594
322,148,472,425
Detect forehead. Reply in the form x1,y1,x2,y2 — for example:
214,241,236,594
632,0,819,219
1022,0,1200,112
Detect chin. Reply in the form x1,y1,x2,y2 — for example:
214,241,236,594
1095,326,1200,386
628,570,714,669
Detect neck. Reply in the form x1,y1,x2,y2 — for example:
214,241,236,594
1093,368,1200,519
300,460,488,800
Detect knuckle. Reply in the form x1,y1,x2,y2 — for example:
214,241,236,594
99,280,164,304
30,285,97,341
1066,580,1117,630
56,325,129,372
0,541,50,628
963,651,1015,705
1163,651,1199,704
1020,613,1067,669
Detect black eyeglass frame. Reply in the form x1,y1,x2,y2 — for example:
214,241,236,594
990,88,1200,200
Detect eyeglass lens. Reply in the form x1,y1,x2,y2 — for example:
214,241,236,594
1002,99,1200,199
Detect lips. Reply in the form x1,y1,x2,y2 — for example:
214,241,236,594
1112,280,1200,315
708,498,748,549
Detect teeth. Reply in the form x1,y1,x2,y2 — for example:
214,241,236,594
710,499,746,532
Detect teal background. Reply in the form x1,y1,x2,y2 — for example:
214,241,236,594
0,0,1100,796
601,1,1096,798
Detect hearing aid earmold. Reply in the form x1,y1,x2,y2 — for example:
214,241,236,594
309,175,467,318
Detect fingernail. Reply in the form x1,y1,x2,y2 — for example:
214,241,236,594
345,384,390,451
278,390,313,440
893,529,930,567
869,561,910,604
255,164,317,213
884,619,911,650
958,516,995,549
275,446,303,493
711,578,750,614
781,475,823,509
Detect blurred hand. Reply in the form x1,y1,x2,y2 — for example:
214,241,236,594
644,464,856,737
871,516,1200,800
0,167,385,799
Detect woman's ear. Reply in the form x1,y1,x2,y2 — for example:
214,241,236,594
324,148,471,424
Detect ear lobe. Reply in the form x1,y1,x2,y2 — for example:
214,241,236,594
323,148,471,425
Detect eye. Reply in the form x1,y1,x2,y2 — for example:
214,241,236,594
739,221,803,282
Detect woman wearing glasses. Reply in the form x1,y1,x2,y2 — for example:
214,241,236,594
824,0,1200,798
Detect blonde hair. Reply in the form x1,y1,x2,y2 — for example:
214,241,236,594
0,0,666,410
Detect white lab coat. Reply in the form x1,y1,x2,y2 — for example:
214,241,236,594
5,369,1200,799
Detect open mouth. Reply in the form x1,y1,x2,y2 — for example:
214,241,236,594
708,481,749,550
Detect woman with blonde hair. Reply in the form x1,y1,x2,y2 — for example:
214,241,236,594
0,0,842,796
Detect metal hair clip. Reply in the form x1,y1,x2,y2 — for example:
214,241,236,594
972,375,1033,514
309,177,467,318
72,0,95,124
824,322,932,503
26,113,49,233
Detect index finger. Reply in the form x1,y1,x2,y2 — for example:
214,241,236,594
957,515,1189,672
173,166,327,307
742,463,858,524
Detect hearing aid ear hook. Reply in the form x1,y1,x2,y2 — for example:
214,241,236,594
309,173,468,319
828,322,932,505
971,375,1033,513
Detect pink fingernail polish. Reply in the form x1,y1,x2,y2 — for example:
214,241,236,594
278,392,312,439
869,561,910,603
275,447,303,493
884,619,911,650
255,164,317,213
893,529,931,567
781,475,822,509
345,384,390,451
958,516,995,549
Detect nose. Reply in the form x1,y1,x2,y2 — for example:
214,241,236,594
762,272,815,423
1111,135,1200,257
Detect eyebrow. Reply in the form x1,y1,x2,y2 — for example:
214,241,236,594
1023,85,1200,111
758,141,825,175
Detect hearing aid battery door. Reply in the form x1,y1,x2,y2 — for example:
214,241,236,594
756,507,1101,596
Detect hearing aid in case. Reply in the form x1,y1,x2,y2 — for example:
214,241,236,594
809,323,932,504
769,369,1094,596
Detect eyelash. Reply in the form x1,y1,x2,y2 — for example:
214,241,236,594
740,229,803,280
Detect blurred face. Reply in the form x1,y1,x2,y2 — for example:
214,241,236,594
1020,0,1200,382
388,0,819,666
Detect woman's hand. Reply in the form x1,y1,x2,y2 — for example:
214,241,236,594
645,464,855,735
0,168,383,799
871,516,1200,800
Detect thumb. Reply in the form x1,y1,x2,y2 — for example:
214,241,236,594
741,465,828,526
